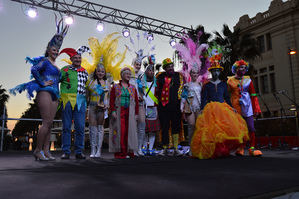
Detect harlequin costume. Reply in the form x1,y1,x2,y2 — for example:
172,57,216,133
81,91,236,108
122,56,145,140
109,67,139,159
227,60,262,156
10,18,69,101
85,33,126,158
191,47,249,159
59,47,89,156
175,33,209,153
156,58,184,155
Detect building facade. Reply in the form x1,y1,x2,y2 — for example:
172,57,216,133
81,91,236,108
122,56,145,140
234,0,299,117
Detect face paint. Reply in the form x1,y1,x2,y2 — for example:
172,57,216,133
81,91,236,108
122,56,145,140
211,69,221,81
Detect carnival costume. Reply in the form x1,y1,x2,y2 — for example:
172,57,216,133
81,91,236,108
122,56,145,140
59,47,89,157
141,55,160,155
227,60,262,156
109,67,139,159
126,32,155,156
191,47,249,159
10,18,69,101
175,33,209,152
10,17,69,161
156,58,184,155
85,33,127,158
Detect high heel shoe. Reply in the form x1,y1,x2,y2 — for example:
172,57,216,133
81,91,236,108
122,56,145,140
33,151,49,161
43,151,56,161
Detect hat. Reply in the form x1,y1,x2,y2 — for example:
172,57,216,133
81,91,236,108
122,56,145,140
162,58,173,69
208,46,224,71
60,46,90,58
232,60,249,74
47,15,69,51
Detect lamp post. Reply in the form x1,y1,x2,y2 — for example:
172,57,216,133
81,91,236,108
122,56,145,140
288,48,297,104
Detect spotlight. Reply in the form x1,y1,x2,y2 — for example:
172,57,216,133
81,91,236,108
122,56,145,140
96,21,104,32
122,27,130,38
169,38,176,47
147,32,154,41
26,7,37,18
64,15,74,25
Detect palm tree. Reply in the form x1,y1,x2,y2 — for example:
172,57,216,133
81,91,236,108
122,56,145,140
212,24,260,80
0,85,9,128
12,100,41,137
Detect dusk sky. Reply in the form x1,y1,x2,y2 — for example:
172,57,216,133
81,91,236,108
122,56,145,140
0,0,274,130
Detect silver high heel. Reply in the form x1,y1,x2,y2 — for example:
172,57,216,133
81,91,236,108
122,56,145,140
43,151,56,161
33,151,49,161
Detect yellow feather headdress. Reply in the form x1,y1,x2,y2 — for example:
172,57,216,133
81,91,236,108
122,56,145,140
61,32,128,81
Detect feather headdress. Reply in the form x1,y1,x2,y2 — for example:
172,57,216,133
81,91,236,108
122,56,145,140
208,44,224,71
61,33,128,81
87,32,128,81
47,14,69,50
125,31,155,65
175,33,209,82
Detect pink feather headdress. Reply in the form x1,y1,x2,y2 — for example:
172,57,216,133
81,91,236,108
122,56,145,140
175,32,209,83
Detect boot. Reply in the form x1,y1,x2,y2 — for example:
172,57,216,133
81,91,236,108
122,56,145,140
89,126,97,158
148,132,156,151
137,122,145,156
95,125,104,158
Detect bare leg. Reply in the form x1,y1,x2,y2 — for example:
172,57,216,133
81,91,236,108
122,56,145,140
43,98,58,154
35,91,56,153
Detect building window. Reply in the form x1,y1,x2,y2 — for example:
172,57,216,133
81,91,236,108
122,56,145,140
266,33,272,51
254,77,259,94
259,67,267,73
257,35,265,53
270,73,276,93
269,65,274,71
254,70,258,75
260,74,269,94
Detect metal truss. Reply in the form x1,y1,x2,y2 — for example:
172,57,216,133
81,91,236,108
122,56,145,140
10,0,192,38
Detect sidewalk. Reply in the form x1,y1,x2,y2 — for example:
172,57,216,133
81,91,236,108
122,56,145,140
1,150,299,199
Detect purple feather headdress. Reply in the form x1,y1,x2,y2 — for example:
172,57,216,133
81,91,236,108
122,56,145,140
175,33,209,83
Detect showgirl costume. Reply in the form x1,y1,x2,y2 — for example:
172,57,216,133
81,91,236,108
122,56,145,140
175,33,209,148
227,60,262,156
126,32,155,156
10,19,69,101
191,47,249,159
84,33,126,158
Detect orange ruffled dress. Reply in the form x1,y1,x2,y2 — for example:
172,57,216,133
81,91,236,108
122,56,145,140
191,102,249,159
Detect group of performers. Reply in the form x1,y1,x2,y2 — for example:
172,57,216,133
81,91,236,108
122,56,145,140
10,18,263,160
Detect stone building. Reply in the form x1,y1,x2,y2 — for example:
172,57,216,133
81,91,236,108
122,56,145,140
234,0,299,117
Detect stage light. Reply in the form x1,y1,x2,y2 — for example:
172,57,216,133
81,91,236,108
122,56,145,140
64,15,74,25
147,32,154,41
27,7,37,18
96,21,104,32
122,27,130,38
169,38,176,47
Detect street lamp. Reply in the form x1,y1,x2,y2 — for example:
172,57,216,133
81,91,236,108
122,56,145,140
288,48,297,104
289,49,297,55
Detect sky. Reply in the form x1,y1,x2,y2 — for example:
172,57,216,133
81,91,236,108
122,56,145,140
0,0,274,130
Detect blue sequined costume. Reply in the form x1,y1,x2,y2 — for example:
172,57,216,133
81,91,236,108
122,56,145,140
10,58,60,101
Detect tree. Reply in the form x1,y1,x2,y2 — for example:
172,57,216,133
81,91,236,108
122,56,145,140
12,99,41,137
212,24,260,80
